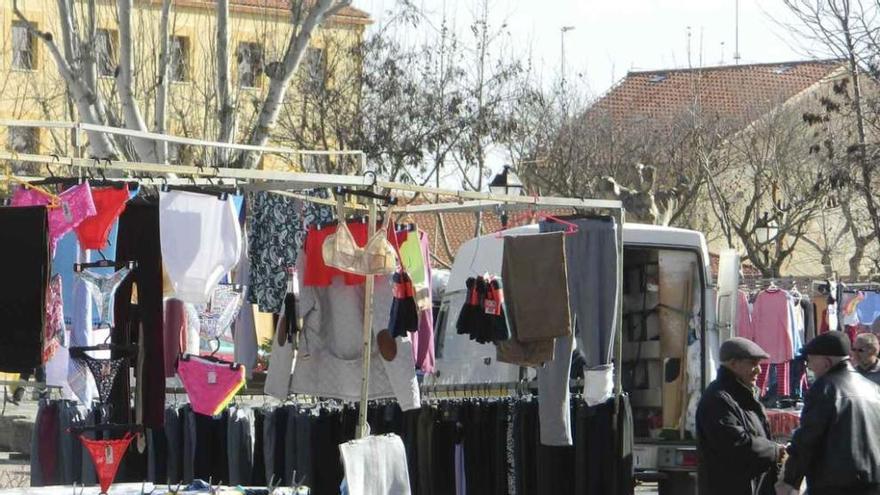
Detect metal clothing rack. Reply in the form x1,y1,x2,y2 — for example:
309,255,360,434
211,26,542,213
0,120,626,441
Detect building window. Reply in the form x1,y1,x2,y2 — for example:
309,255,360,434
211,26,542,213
304,47,325,92
236,42,263,88
96,29,117,77
169,36,189,82
11,22,36,70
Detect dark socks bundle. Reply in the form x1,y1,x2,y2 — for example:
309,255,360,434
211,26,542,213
389,270,420,337
456,275,510,344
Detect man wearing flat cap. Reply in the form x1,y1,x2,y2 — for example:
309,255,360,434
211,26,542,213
697,337,786,495
775,331,880,495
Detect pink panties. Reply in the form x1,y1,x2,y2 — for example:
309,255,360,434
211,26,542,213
177,354,245,416
12,182,96,254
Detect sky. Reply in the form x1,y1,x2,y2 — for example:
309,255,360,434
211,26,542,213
353,0,818,96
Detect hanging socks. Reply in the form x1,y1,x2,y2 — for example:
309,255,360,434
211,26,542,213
177,354,245,416
80,432,135,494
389,270,419,337
486,277,511,342
456,278,481,336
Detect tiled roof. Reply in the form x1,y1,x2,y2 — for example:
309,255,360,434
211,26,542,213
179,1,371,21
402,204,573,268
228,0,370,18
589,60,845,126
410,203,749,279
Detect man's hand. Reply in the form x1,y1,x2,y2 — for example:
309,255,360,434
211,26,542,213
775,481,799,495
776,444,788,464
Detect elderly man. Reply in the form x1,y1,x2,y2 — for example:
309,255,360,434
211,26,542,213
776,331,880,495
853,333,880,386
697,337,785,495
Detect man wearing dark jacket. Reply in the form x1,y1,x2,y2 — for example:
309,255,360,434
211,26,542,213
697,337,785,495
776,331,880,495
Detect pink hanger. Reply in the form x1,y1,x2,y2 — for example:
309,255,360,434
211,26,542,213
494,211,579,238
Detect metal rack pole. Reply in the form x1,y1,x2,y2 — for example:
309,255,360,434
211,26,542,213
356,192,377,439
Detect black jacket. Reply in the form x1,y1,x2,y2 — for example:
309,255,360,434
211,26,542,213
696,366,779,495
783,360,880,494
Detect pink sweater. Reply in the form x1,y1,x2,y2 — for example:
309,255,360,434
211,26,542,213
751,289,793,364
736,290,754,341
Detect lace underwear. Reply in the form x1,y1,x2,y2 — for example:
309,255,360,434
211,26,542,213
76,267,131,328
195,285,244,339
177,354,245,416
43,274,64,362
71,354,126,404
79,432,135,494
11,182,96,255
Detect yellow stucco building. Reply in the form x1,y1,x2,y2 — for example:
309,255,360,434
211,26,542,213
0,0,369,170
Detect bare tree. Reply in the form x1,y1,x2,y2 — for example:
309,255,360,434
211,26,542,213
14,0,353,167
704,104,836,276
780,0,880,267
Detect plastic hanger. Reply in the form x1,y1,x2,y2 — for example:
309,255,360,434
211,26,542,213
3,160,62,209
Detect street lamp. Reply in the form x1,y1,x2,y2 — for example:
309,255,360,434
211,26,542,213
755,211,779,276
489,165,524,227
561,25,575,93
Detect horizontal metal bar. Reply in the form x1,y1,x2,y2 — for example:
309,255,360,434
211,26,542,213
0,119,365,157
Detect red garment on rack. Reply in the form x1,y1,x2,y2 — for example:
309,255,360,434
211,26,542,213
303,222,371,286
757,362,790,398
752,289,793,364
80,432,135,494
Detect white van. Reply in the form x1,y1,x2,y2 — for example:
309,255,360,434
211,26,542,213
428,222,721,492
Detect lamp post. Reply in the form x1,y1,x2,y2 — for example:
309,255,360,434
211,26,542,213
561,25,575,98
755,211,779,277
489,165,524,228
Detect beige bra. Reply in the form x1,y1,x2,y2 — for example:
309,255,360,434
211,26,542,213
322,195,398,276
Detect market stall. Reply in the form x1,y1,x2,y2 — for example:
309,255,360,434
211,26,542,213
0,120,628,495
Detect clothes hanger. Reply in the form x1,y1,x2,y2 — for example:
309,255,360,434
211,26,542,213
67,423,144,434
74,256,136,272
3,160,62,208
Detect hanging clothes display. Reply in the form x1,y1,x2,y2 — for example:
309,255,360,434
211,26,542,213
340,434,412,495
177,354,246,416
74,184,130,250
751,288,793,364
79,432,136,493
192,285,244,339
4,132,634,495
159,189,242,304
11,182,95,255
322,198,397,276
247,189,332,313
736,289,754,340
111,198,166,428
285,250,421,410
76,266,131,328
498,231,571,367
411,230,435,374
233,222,259,376
0,206,48,373
43,274,65,363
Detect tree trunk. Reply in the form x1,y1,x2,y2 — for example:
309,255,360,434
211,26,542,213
216,0,236,165
13,1,117,158
154,0,173,163
115,0,157,162
240,0,351,169
55,0,77,63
